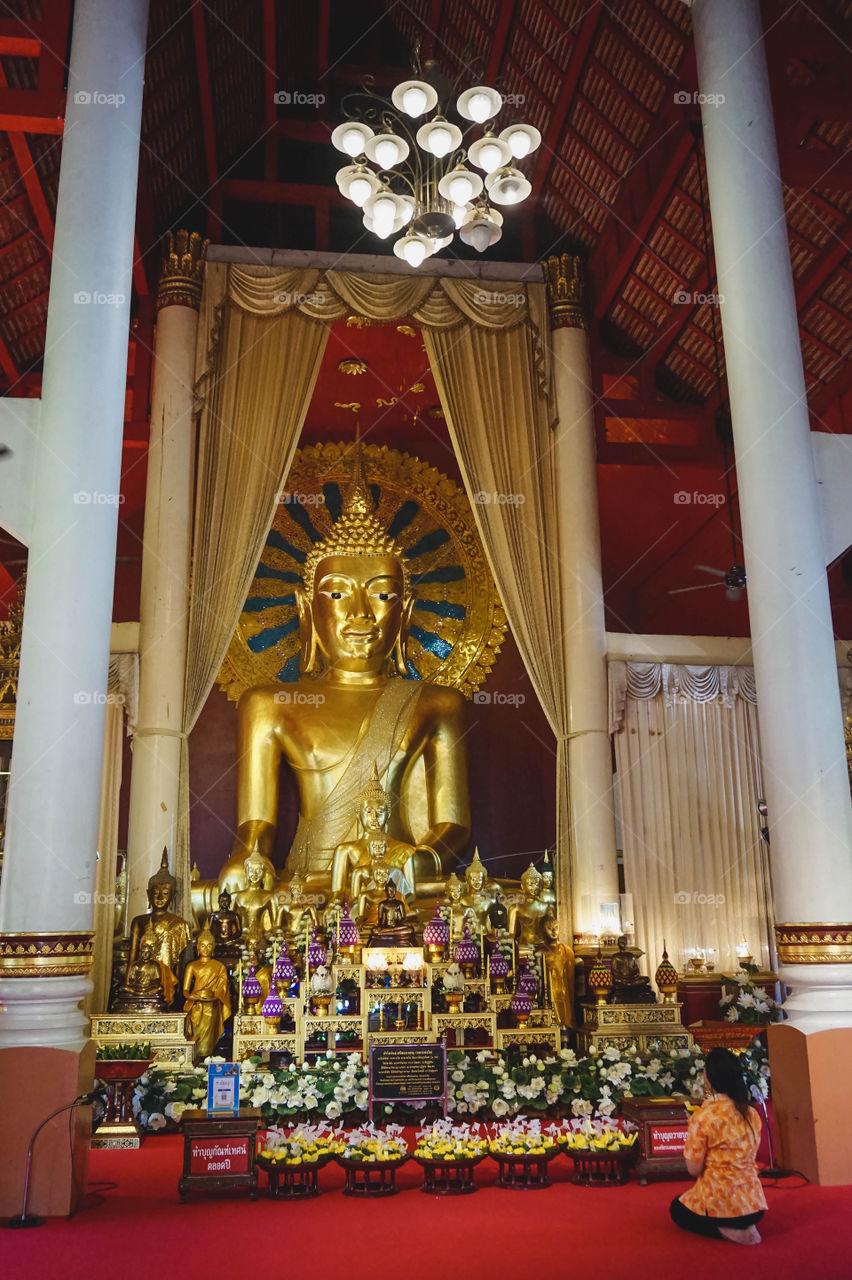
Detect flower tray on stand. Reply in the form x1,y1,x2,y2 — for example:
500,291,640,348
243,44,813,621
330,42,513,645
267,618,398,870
256,1153,333,1199
567,1146,637,1187
337,1156,409,1197
490,1149,558,1190
414,1154,487,1196
688,1020,762,1051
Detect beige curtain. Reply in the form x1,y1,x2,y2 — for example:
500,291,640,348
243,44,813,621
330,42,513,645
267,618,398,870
422,293,569,881
610,661,772,975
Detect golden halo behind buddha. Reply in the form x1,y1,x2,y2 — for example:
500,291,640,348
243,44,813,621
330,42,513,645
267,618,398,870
218,441,507,700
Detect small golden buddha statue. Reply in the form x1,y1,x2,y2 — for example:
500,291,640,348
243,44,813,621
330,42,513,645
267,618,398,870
125,849,191,993
274,872,319,950
330,763,418,906
183,923,232,1059
210,889,242,953
537,906,576,1030
356,859,393,929
539,850,557,910
114,921,176,1012
444,871,471,940
217,444,470,893
609,935,656,1004
461,849,494,929
367,882,419,948
509,863,548,947
233,849,277,941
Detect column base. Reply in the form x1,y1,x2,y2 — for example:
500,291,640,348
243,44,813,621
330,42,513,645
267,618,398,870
0,1040,95,1219
768,1023,852,1186
778,963,852,1032
0,975,92,1050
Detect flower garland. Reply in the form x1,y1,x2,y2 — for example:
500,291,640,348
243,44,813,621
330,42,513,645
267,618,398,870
132,1040,770,1131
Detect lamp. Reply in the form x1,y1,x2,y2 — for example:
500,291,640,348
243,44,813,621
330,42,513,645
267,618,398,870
333,57,535,266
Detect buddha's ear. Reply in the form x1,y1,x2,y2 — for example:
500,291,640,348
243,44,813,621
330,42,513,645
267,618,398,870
295,586,319,675
392,592,416,677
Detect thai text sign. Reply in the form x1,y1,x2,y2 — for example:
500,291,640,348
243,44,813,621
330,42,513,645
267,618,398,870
370,1043,447,1111
649,1122,689,1157
188,1136,251,1175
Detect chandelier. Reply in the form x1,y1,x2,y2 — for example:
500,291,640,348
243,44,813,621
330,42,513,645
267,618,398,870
331,63,541,268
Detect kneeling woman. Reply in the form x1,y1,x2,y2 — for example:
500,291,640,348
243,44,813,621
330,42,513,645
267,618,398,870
671,1047,767,1245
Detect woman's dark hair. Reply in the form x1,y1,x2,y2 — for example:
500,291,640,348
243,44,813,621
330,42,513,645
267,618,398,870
705,1047,752,1125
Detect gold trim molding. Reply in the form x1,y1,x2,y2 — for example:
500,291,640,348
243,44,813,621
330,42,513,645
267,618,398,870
775,923,852,965
541,253,586,330
0,931,95,977
157,229,209,312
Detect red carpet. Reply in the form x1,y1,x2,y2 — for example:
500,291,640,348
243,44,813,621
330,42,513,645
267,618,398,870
4,1135,851,1280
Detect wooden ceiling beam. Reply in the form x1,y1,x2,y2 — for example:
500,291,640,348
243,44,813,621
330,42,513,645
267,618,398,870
530,2,604,196
0,330,19,383
809,354,852,419
485,0,515,83
0,289,47,330
191,0,218,243
794,214,852,310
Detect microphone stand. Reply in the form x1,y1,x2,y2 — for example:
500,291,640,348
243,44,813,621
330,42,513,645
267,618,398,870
5,1092,98,1229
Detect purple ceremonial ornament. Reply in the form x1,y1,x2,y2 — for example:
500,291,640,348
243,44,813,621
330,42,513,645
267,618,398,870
261,988,283,1019
517,960,538,999
241,960,262,1004
307,927,327,969
337,901,361,948
422,906,450,949
274,944,296,987
489,942,509,980
510,990,532,1024
454,923,480,968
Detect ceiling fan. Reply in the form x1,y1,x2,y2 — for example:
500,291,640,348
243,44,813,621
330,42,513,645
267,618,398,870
668,562,747,601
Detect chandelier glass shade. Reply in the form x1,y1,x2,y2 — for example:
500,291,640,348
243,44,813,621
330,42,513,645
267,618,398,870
332,70,539,267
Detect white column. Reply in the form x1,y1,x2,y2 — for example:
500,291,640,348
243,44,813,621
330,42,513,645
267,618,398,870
544,255,620,936
692,0,852,1028
125,234,205,925
0,0,149,1049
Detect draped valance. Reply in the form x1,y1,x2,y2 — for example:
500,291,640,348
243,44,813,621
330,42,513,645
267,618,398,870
608,661,758,734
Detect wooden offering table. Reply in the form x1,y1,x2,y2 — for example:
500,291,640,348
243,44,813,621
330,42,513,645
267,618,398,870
179,1109,261,1201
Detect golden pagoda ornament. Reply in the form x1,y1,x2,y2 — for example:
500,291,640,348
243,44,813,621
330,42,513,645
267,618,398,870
586,947,612,1007
655,942,679,1004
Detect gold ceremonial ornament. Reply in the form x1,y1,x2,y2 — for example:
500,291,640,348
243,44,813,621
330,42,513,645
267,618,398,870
337,358,368,375
218,441,507,700
157,229,208,312
541,253,586,331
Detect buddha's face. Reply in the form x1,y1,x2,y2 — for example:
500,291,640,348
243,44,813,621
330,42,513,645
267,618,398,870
246,860,264,888
542,871,554,889
198,937,215,958
521,869,542,898
373,865,391,889
386,883,397,900
467,866,485,891
290,879,304,903
361,800,388,832
148,882,172,911
448,880,462,902
543,913,559,942
311,554,407,672
218,892,231,911
140,940,156,962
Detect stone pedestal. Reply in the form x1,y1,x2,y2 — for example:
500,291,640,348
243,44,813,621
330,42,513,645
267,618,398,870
578,1002,691,1056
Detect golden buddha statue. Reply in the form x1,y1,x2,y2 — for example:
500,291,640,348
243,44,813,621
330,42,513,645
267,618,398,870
273,872,319,950
537,906,576,1030
461,849,494,929
367,881,419,948
356,858,393,929
114,921,176,1012
330,762,417,906
233,849,277,941
218,445,470,893
509,863,548,947
539,850,557,910
444,871,471,940
183,923,232,1059
125,849,191,992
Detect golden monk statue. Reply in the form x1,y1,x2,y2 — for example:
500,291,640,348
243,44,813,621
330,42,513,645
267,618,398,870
218,446,470,893
444,871,472,940
509,863,548,947
114,921,176,1012
183,923,232,1059
331,762,417,906
537,906,576,1030
540,850,557,910
367,881,419,948
125,850,191,994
